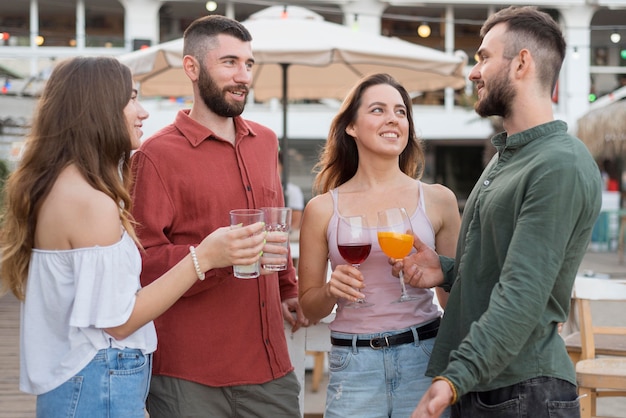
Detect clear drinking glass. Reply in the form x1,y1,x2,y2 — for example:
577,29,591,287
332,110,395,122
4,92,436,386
261,207,292,271
229,209,264,278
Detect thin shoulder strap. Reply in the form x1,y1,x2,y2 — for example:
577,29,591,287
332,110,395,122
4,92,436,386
330,188,339,215
417,180,427,218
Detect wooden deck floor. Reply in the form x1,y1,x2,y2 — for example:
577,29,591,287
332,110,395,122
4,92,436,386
0,292,328,418
0,294,36,417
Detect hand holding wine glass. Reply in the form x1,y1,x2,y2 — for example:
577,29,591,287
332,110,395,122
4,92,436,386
377,207,418,303
393,233,445,289
337,214,373,308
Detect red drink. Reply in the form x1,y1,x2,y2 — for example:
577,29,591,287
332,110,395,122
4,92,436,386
338,243,372,265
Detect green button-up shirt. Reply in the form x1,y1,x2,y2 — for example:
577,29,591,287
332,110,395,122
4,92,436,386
428,120,602,396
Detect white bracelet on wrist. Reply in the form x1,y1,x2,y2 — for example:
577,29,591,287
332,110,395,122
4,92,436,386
189,246,205,281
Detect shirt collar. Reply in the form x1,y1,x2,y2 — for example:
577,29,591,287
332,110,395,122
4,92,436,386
491,120,568,151
174,108,258,147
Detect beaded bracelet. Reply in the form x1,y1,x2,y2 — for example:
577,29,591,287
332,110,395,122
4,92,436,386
189,246,205,281
432,375,458,405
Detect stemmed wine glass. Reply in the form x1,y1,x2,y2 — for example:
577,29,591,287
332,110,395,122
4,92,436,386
377,207,418,303
337,214,373,308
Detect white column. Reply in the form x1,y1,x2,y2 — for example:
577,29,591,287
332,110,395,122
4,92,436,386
225,0,235,20
341,0,385,35
76,0,86,50
29,0,38,77
559,5,594,129
444,5,455,111
118,0,161,50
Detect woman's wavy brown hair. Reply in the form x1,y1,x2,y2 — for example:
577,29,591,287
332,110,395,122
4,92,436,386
312,73,424,195
0,56,139,300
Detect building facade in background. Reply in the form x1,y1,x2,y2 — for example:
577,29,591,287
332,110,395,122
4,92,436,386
1,0,625,204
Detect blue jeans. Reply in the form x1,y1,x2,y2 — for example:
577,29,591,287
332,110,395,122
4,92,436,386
452,376,580,418
325,325,449,418
36,348,152,418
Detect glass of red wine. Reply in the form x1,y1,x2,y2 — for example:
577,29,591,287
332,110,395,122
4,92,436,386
337,214,373,308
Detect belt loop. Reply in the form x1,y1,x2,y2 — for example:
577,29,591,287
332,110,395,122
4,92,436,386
351,334,359,353
410,326,420,345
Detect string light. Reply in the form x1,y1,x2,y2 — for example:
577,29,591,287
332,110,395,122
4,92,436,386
610,31,621,44
417,23,431,38
280,5,288,19
572,46,580,60
205,1,217,12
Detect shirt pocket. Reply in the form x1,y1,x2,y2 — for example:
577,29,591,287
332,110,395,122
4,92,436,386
261,185,280,207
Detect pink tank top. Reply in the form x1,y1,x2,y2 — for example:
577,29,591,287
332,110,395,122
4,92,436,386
328,181,441,334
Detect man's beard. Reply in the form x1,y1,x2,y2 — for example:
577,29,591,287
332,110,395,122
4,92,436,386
474,68,515,119
198,65,247,117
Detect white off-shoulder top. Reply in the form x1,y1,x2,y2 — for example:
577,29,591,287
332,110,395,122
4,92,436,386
20,231,157,395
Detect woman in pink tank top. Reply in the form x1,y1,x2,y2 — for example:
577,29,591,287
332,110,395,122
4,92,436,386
298,73,461,418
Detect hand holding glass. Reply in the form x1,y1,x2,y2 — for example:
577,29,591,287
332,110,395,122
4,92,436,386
377,208,418,303
261,207,292,271
337,214,373,308
229,209,265,279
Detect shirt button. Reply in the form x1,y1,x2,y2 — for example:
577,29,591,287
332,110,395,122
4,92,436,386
483,180,490,186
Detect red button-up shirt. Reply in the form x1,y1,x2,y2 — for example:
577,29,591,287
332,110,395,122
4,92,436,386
130,109,298,386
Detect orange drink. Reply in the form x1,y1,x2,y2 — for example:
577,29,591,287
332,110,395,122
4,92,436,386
377,231,414,259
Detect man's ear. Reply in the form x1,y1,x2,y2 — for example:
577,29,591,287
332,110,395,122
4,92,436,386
182,55,200,82
513,48,533,79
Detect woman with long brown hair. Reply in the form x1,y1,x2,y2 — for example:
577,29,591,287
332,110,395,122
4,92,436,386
0,56,265,417
298,73,460,417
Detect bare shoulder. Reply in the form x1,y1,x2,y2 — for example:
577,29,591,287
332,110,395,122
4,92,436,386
301,192,334,235
304,192,333,217
421,182,458,207
420,182,461,253
420,182,461,230
36,166,122,249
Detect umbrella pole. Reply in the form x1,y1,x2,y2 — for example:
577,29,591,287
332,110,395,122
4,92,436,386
281,63,290,198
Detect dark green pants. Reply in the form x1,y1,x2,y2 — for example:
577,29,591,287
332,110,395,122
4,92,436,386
146,372,301,418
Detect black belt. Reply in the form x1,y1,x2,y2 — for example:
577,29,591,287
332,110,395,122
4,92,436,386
330,317,440,350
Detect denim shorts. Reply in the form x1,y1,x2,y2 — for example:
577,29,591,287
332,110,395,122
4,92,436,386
325,324,450,418
452,376,580,418
36,347,152,418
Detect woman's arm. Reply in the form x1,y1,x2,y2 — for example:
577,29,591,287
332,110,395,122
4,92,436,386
428,184,461,309
297,194,338,323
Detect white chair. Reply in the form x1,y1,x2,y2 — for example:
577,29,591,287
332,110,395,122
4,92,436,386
572,277,626,418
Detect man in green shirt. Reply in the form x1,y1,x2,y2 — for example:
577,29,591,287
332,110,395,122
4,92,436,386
404,6,602,418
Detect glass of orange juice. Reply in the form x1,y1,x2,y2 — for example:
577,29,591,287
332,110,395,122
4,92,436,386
377,208,418,303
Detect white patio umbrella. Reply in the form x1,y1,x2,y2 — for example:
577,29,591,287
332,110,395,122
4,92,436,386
118,5,467,181
244,6,466,101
